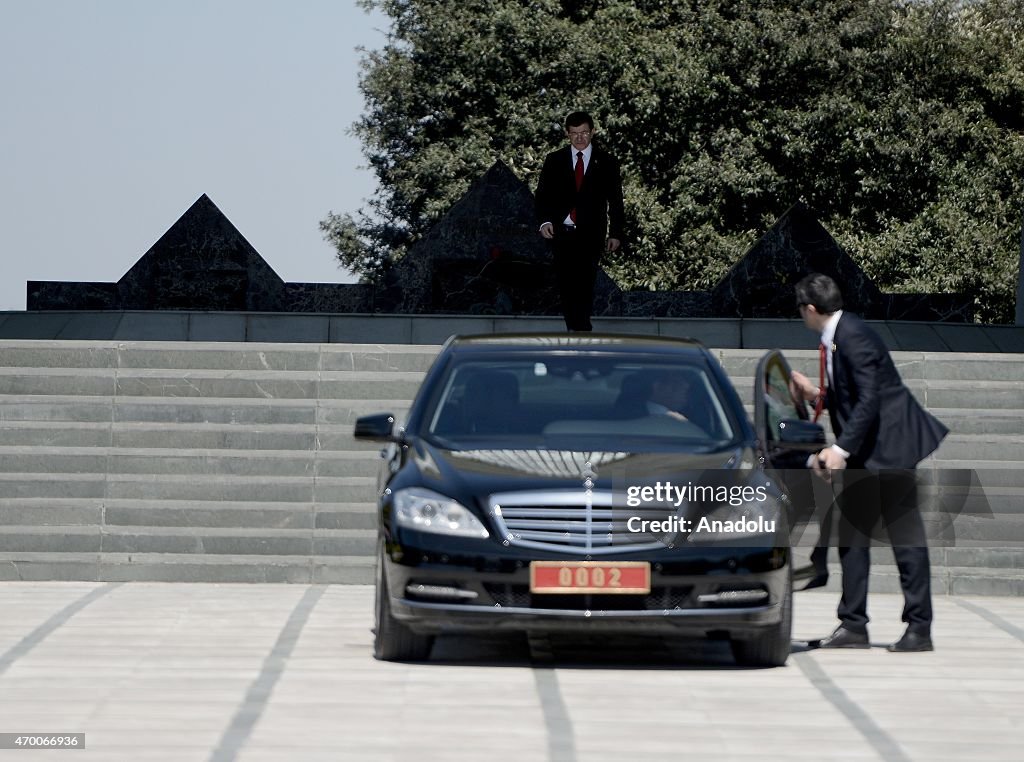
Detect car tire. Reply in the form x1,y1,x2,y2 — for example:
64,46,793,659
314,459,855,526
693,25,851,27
730,569,793,668
373,545,434,662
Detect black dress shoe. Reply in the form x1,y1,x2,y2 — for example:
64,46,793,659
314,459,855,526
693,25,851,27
800,571,829,591
801,548,829,590
886,630,933,652
814,625,870,649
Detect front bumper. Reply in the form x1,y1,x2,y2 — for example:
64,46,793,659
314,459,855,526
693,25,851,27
383,539,790,637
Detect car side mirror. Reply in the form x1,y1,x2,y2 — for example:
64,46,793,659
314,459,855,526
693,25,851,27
354,412,398,441
776,419,826,449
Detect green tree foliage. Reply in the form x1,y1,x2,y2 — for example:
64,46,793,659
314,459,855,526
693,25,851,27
322,0,1024,322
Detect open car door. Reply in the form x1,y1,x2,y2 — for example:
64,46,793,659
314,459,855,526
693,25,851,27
753,350,829,588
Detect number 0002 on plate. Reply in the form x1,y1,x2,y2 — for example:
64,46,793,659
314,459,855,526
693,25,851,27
529,561,650,594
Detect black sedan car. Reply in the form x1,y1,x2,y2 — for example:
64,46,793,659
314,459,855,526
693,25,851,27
355,334,825,666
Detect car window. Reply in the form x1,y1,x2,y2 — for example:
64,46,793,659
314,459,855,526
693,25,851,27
425,356,738,451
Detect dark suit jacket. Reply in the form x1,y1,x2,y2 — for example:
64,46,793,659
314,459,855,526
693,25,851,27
827,312,948,469
535,144,625,244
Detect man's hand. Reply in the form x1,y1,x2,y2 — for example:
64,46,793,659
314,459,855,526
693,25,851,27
540,222,554,239
789,370,818,403
811,447,847,483
606,237,621,252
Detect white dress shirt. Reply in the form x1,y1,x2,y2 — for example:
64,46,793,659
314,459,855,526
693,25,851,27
820,309,843,386
819,310,849,460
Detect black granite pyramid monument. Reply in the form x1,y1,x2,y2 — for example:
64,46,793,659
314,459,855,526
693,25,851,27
711,201,884,318
117,194,285,311
28,194,286,312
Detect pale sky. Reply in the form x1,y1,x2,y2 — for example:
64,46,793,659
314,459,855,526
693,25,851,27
0,0,387,311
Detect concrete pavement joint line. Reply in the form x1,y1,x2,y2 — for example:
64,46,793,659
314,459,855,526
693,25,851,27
0,582,122,677
954,599,1024,643
207,584,327,762
791,651,911,762
532,667,577,762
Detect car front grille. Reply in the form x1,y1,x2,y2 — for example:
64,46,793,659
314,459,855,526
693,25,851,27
488,490,682,555
482,583,694,611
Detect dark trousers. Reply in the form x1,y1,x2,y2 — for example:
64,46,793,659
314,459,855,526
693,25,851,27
552,228,601,332
835,469,932,635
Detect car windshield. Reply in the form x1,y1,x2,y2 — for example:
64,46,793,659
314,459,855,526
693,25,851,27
423,354,740,452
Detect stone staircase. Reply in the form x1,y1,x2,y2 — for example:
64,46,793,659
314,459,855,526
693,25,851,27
0,342,433,584
1,339,1022,593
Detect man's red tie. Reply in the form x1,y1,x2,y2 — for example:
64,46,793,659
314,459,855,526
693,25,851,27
813,342,826,422
570,151,583,223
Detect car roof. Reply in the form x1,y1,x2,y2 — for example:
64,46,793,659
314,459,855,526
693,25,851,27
444,333,708,354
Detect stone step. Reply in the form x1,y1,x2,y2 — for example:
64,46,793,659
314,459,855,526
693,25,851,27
0,552,376,583
0,525,376,556
0,448,382,477
3,415,1020,455
728,375,1024,411
4,343,1019,381
930,434,1024,461
0,369,117,397
715,349,1024,382
106,426,384,453
105,500,379,530
118,369,426,400
0,395,408,424
922,409,1024,435
0,421,113,448
7,429,1012,467
871,566,1024,597
908,381,1024,410
938,546,1024,568
809,563,1024,597
920,482,1024,506
0,341,441,371
1,453,1017,486
0,498,378,530
0,423,385,452
926,515,1024,543
0,367,427,400
0,396,116,422
6,341,1023,374
0,473,377,502
924,460,1024,489
0,473,107,499
108,399,411,426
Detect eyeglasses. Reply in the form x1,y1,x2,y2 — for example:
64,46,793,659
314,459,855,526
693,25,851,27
568,130,591,138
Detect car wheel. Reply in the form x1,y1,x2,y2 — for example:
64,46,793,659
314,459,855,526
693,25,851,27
373,545,434,662
730,569,793,668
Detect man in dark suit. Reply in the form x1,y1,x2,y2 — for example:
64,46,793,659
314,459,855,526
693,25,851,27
790,273,948,652
535,111,625,331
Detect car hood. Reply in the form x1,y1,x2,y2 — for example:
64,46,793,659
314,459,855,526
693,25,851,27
407,440,757,497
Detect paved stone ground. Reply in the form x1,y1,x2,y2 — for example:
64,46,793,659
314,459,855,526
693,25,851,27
0,583,1022,762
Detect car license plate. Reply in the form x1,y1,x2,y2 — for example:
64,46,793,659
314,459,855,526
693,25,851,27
529,561,650,594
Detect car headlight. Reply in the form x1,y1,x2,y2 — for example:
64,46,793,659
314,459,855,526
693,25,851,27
687,499,782,543
393,487,489,538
